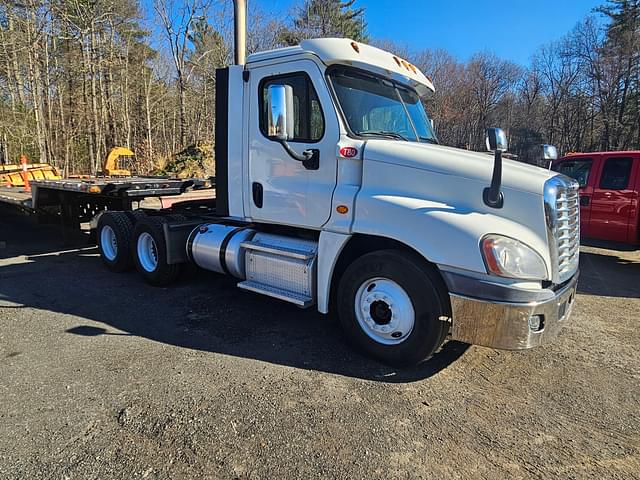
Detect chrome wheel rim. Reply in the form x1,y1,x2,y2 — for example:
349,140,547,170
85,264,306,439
354,277,415,345
137,232,158,272
100,225,118,261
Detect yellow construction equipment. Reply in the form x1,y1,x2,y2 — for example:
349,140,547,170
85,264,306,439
1,147,135,186
0,162,61,187
102,147,135,176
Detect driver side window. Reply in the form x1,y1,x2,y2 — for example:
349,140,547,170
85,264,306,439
260,73,324,143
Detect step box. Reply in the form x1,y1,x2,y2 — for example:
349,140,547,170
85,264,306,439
239,233,318,308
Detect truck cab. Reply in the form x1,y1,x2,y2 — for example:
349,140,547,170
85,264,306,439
97,36,580,366
552,151,640,246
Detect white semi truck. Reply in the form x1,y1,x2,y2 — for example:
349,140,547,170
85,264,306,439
94,1,579,365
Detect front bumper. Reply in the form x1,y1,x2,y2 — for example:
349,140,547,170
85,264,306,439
448,273,578,350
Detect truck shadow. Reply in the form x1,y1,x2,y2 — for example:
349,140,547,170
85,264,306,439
577,250,640,298
0,205,88,259
1,213,469,383
580,237,638,252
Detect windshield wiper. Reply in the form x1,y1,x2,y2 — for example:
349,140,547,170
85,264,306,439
419,136,439,144
358,130,409,141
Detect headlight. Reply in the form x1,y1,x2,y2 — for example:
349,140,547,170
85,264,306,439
481,234,548,280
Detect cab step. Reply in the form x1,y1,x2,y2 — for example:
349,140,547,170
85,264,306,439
237,280,313,307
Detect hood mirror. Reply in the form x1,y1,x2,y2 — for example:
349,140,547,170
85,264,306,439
542,144,558,169
486,128,508,152
483,128,506,209
542,144,558,161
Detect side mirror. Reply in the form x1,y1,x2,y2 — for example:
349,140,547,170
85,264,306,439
267,84,294,141
265,83,319,170
542,144,558,161
486,128,508,152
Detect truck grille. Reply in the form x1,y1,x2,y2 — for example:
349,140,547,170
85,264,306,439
544,176,580,284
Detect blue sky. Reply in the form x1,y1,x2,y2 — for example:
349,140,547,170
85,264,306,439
259,0,605,65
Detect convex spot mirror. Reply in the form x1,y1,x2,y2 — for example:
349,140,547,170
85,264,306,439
542,144,558,161
267,84,295,141
486,128,508,152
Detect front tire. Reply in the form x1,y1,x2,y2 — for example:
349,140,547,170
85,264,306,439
132,216,182,286
337,250,450,366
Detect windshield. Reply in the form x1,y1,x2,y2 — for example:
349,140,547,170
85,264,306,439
329,67,438,143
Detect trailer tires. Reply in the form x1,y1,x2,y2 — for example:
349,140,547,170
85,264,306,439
97,212,134,272
125,209,147,224
336,250,450,366
132,216,182,286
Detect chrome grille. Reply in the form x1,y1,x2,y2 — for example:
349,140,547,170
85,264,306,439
544,176,580,283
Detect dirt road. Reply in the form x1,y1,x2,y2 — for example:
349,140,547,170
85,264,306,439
1,209,639,479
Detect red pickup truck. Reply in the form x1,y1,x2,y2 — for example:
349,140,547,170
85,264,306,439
552,151,640,246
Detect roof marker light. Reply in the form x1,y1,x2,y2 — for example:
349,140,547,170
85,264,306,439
350,42,360,53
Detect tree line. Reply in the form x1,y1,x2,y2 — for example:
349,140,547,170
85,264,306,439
0,0,638,174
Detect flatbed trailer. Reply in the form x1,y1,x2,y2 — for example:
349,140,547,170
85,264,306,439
0,176,215,230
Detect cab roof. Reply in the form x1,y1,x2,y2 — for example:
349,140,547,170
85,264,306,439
247,38,435,96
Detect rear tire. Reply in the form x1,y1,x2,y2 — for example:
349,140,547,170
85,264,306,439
97,212,134,272
336,249,450,366
132,216,182,286
126,209,147,224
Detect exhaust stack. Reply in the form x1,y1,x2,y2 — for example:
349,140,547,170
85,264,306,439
233,0,247,65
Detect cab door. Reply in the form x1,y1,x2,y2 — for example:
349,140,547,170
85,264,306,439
247,60,339,228
589,155,638,242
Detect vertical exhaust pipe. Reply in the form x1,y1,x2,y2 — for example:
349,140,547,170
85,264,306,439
233,0,247,65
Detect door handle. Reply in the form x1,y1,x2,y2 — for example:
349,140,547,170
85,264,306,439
580,196,590,206
252,182,263,208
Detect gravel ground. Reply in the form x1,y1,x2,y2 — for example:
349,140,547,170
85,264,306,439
1,208,639,479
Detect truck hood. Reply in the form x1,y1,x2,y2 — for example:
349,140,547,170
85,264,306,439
363,140,555,195
355,139,556,279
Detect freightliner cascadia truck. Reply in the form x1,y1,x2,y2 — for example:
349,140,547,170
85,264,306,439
93,0,580,365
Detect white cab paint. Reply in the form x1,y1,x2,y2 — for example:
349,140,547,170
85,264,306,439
317,230,351,313
227,65,246,218
353,140,555,278
246,58,340,228
247,38,434,96
321,137,365,233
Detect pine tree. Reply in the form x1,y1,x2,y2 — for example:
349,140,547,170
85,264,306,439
278,0,368,46
598,0,640,49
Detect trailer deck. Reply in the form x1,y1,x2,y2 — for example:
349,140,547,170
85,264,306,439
0,176,215,228
0,187,32,208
